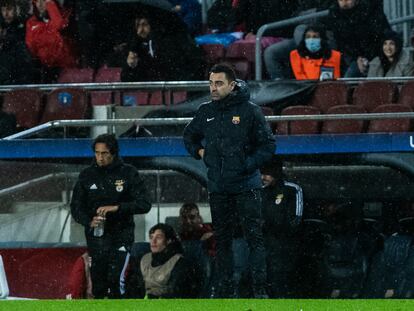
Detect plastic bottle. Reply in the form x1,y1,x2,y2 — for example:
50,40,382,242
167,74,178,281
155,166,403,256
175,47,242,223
93,217,105,237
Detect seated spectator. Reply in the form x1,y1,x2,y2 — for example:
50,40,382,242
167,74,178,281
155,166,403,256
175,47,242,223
178,202,215,257
290,24,341,80
0,1,34,84
264,0,332,79
321,0,391,77
368,30,414,78
170,0,201,36
121,15,205,82
26,0,78,82
126,223,197,298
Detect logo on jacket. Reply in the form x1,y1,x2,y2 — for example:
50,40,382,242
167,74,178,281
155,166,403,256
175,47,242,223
115,180,125,192
232,116,240,124
275,194,284,205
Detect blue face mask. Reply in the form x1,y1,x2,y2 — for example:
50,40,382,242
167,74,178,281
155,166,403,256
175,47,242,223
305,38,321,53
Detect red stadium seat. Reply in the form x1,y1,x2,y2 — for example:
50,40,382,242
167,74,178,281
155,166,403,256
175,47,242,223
309,82,349,113
57,68,94,83
2,89,43,129
352,81,398,112
226,59,251,80
367,104,412,133
397,81,414,110
277,105,321,135
226,40,255,63
41,88,89,123
91,67,122,106
322,105,366,134
202,44,225,65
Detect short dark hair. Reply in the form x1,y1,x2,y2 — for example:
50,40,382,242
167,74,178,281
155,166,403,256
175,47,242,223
0,0,15,9
149,223,179,243
209,63,236,82
92,134,119,156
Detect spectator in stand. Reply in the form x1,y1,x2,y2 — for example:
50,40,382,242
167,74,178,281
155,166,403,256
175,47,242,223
121,14,205,82
0,0,34,84
263,0,332,79
178,202,216,257
290,24,342,80
368,30,414,78
170,0,201,36
26,0,78,82
321,0,391,77
126,223,198,298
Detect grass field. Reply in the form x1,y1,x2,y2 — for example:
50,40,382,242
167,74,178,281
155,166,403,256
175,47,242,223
1,299,414,311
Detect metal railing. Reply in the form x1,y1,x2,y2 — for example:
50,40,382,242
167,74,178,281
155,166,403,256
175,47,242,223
5,111,414,140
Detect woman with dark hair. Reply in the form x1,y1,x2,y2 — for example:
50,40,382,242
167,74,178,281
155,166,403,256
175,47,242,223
126,223,197,298
289,24,341,80
368,30,414,77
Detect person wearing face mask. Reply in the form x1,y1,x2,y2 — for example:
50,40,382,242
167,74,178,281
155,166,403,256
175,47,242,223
367,30,414,78
289,24,341,80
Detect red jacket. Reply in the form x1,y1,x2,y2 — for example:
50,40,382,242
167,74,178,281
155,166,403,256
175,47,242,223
26,1,77,68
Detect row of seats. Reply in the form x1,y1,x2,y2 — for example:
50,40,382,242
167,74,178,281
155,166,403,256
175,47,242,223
2,88,187,130
272,81,414,135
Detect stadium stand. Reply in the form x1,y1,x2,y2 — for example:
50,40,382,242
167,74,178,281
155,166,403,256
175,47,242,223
308,82,349,113
277,105,321,135
352,81,398,112
57,68,94,84
367,104,412,133
91,66,122,106
321,105,366,134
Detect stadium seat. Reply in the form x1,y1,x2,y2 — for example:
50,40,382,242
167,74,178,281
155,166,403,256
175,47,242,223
226,40,255,63
226,59,251,80
41,88,89,123
367,104,412,133
202,44,225,65
2,89,43,129
309,82,349,113
277,105,321,135
397,81,414,109
352,81,398,112
91,67,122,106
322,105,366,134
57,68,94,83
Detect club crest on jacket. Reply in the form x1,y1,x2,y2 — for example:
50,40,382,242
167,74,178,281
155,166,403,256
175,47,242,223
115,180,125,192
232,116,240,124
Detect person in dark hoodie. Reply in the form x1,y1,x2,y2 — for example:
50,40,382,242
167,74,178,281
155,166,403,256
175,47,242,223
321,0,391,77
126,223,197,298
70,134,151,299
368,30,414,78
183,63,275,298
290,24,342,80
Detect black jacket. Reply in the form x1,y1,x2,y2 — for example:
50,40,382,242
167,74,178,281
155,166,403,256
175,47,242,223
183,80,275,194
322,0,390,62
70,158,151,244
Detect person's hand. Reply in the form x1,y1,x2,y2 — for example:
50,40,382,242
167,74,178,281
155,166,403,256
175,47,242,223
357,56,369,74
113,42,127,53
90,215,105,228
200,232,214,241
198,149,205,158
96,205,119,216
172,5,182,12
127,51,139,68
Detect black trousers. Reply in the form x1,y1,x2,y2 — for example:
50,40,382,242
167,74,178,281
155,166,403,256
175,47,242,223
87,236,131,298
209,189,267,297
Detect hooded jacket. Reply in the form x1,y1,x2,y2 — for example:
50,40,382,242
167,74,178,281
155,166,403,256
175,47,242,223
70,157,151,244
183,80,275,194
322,0,390,62
26,0,77,68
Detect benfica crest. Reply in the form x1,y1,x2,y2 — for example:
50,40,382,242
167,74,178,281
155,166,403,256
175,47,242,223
232,116,240,124
115,180,125,192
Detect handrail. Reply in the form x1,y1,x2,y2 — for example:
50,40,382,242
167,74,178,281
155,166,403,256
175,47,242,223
5,112,414,140
255,10,329,81
389,14,414,25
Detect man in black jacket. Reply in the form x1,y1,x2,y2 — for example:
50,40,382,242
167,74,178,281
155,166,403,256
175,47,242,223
70,134,151,298
183,63,275,298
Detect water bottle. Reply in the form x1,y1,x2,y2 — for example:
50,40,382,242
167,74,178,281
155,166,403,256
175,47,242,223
93,217,105,237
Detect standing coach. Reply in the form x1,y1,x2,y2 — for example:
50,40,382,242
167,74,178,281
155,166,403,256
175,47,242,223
71,134,151,298
183,63,275,298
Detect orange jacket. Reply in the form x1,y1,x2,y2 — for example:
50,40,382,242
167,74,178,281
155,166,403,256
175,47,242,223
26,1,77,68
290,49,341,80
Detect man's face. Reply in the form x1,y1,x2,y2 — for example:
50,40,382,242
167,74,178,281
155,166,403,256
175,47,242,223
150,229,170,253
1,6,16,24
94,143,114,167
209,72,235,101
261,174,275,187
337,0,357,10
136,18,151,39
